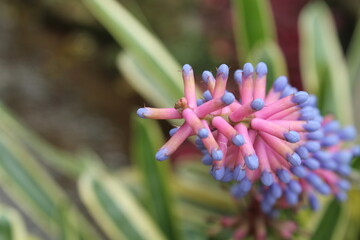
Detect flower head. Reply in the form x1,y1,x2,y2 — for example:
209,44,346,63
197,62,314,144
137,62,358,214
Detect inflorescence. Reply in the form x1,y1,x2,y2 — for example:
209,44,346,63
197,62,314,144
137,62,359,215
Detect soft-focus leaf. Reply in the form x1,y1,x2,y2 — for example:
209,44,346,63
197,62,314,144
131,115,180,240
0,134,99,240
246,40,288,89
82,0,184,106
0,207,27,240
347,15,360,87
0,103,86,178
299,2,354,124
78,168,166,240
231,0,276,60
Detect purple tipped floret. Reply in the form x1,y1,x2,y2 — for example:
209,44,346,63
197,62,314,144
196,99,204,106
321,160,337,170
212,166,225,181
284,131,300,143
250,98,264,111
352,145,360,156
321,135,339,147
291,166,307,178
287,180,302,194
261,171,274,186
303,121,321,132
182,64,192,75
304,141,321,153
201,154,213,165
339,126,357,141
296,146,309,159
313,151,331,162
137,108,148,118
255,62,268,77
238,177,252,193
243,63,254,77
273,76,288,92
303,158,320,170
292,91,309,104
221,168,233,182
234,70,243,84
307,130,324,140
212,149,223,161
203,90,212,101
338,179,351,190
217,64,229,79
277,169,291,183
233,165,246,181
221,92,235,105
155,148,168,161
270,183,283,199
198,128,209,139
169,127,179,136
280,85,293,98
337,164,351,176
245,154,259,170
308,194,320,211
285,190,298,205
316,183,331,195
323,120,341,132
299,107,316,120
232,134,245,146
201,70,213,83
286,152,301,166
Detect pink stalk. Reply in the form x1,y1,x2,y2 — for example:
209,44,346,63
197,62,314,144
259,132,294,164
254,76,266,100
202,70,216,94
255,94,300,119
268,120,308,131
137,107,182,119
182,65,197,108
159,123,193,158
213,64,229,98
194,97,228,118
213,133,228,167
200,120,220,154
251,118,297,141
182,108,207,137
266,106,298,120
265,88,282,104
230,100,262,122
235,123,257,161
212,116,238,142
241,75,253,104
255,139,272,172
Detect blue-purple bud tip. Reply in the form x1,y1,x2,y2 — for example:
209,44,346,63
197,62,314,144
250,98,264,111
287,180,302,194
338,179,351,190
198,128,209,139
201,154,213,165
243,63,254,77
333,150,352,164
304,121,321,132
270,183,283,199
303,158,320,170
284,131,300,143
234,69,243,84
255,62,268,77
234,165,246,181
196,99,204,106
296,146,309,159
287,152,301,166
232,134,245,146
285,190,298,205
203,90,212,101
339,126,357,141
212,166,225,180
217,64,229,79
221,92,235,105
307,129,324,140
212,149,223,161
201,70,213,83
182,64,192,76
291,166,307,178
155,148,168,161
137,108,148,118
261,171,274,186
304,141,321,152
308,194,320,211
277,169,291,183
292,91,309,104
245,154,259,170
299,107,316,120
273,76,288,92
169,127,179,136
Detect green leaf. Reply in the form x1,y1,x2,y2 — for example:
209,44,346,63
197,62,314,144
0,207,27,240
82,0,184,106
0,134,99,240
78,168,167,240
246,40,288,89
347,15,360,88
131,115,180,240
231,0,276,61
299,2,354,125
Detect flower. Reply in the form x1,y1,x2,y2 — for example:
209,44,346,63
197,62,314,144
137,62,358,214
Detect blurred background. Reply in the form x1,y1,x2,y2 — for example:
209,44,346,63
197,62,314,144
0,0,359,239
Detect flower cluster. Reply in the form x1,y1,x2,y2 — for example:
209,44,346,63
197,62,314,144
137,63,359,214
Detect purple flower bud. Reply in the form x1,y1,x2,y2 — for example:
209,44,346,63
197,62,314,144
245,154,259,170
296,146,309,159
243,63,254,77
287,180,302,194
337,164,351,176
212,149,223,161
250,98,264,111
217,64,229,79
270,183,283,199
261,171,274,186
352,145,360,157
198,128,209,139
285,190,298,205
277,169,291,183
339,126,357,141
291,166,307,178
169,127,179,136
201,70,213,83
233,165,246,181
232,134,245,146
291,91,309,104
307,129,324,140
221,92,235,105
211,166,225,180
238,177,252,192
299,107,316,120
137,108,148,118
321,160,337,170
281,85,293,98
306,173,323,187
221,168,233,182
313,151,331,162
182,64,192,76
323,120,341,132
321,135,339,147
256,62,268,77
284,131,300,143
196,99,204,106
273,76,288,92
303,158,320,170
261,201,273,213
234,69,243,84
316,183,331,195
338,179,351,190
304,141,321,152
203,90,212,101
201,154,212,165
155,148,168,161
308,194,320,211
286,152,301,166
303,121,321,132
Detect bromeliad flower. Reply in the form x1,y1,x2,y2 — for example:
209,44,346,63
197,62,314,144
137,62,358,214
